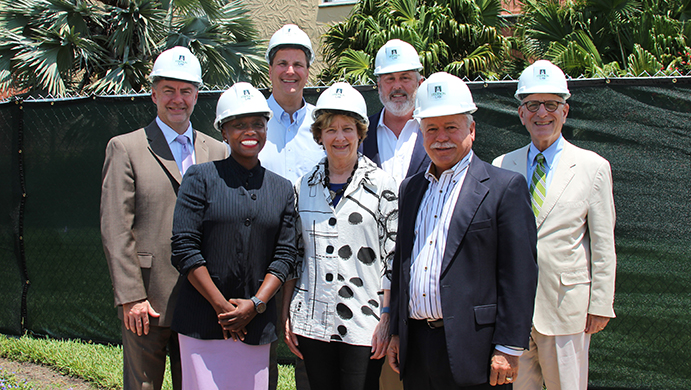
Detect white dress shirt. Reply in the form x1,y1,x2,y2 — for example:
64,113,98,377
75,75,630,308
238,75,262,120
409,151,472,320
156,117,195,175
376,110,420,186
260,95,325,184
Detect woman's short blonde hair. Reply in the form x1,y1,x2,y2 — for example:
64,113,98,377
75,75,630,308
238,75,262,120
311,110,368,145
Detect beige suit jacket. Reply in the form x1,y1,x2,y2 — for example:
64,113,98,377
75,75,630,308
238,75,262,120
493,140,616,335
100,121,228,327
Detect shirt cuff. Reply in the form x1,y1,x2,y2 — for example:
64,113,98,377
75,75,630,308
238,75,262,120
495,345,524,356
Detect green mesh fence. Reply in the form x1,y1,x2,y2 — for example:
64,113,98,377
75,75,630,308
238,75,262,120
1,78,690,389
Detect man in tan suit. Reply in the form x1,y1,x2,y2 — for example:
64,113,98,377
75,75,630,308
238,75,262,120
100,46,228,390
493,60,616,390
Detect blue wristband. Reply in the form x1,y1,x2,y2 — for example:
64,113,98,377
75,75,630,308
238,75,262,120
381,306,390,315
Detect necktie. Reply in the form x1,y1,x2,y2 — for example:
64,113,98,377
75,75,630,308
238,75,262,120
176,135,193,175
530,153,547,217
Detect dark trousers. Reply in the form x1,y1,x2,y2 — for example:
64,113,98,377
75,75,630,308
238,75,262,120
297,335,384,390
122,324,181,390
403,319,511,390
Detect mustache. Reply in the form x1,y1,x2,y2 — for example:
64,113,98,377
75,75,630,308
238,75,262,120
430,142,457,149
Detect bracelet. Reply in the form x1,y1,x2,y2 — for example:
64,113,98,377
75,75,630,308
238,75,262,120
381,306,390,315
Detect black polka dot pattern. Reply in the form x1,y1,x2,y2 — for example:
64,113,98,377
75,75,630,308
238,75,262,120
337,303,353,319
348,212,363,225
349,277,363,287
338,245,352,259
357,247,376,265
339,285,354,298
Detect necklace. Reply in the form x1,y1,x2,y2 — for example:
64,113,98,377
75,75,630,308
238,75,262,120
324,159,358,204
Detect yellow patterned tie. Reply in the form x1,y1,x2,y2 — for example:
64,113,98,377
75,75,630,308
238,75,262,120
530,153,547,217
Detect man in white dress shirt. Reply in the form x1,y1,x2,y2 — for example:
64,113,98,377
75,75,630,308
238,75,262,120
259,24,324,184
361,39,430,187
260,24,322,390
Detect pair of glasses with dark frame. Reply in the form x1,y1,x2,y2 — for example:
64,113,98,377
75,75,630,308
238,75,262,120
521,100,565,112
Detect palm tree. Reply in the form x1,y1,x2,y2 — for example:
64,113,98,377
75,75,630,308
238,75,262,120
514,0,691,77
0,0,268,96
318,0,511,84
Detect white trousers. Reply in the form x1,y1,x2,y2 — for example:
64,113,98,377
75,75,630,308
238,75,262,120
514,327,591,390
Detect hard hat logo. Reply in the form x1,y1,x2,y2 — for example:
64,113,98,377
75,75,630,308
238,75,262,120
387,48,400,60
175,55,186,66
241,89,252,100
334,88,344,97
536,68,548,80
430,83,447,100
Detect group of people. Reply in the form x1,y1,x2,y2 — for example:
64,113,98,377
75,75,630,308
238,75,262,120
101,23,616,390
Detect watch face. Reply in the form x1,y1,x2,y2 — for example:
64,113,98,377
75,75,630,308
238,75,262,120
252,297,266,313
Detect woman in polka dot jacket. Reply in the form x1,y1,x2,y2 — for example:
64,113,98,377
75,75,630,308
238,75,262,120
282,83,398,390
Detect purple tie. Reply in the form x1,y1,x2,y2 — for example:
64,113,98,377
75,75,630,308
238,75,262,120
176,135,193,175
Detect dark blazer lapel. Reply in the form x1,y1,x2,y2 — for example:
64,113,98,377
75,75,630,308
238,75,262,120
362,110,382,167
536,141,576,227
405,130,429,178
440,157,489,275
401,174,429,282
145,121,183,185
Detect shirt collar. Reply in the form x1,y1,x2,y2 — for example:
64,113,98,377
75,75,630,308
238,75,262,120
424,150,474,183
268,94,308,128
376,108,418,134
528,135,564,169
156,116,194,146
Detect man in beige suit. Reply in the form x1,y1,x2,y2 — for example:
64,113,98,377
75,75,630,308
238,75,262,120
493,60,616,390
100,46,228,390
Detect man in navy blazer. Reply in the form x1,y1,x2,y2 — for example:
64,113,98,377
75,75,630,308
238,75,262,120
387,72,538,389
361,39,430,185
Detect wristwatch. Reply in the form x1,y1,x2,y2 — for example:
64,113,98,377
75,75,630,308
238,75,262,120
250,296,266,314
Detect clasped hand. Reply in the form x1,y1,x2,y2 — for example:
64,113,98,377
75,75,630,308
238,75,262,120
217,298,256,341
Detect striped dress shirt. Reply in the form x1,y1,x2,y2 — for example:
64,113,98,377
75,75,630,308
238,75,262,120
409,151,472,320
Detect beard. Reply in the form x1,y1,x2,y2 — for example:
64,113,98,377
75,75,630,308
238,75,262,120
380,88,416,117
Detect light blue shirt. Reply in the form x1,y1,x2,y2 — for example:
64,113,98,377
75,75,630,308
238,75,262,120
156,117,195,176
260,95,325,184
527,135,565,193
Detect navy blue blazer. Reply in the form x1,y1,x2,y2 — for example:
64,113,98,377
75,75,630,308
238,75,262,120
390,155,538,387
360,109,430,178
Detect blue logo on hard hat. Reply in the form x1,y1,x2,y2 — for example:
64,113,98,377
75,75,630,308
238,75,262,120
175,55,187,67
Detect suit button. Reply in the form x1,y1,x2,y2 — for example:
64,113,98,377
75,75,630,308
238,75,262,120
329,217,337,226
251,194,257,200
244,218,251,226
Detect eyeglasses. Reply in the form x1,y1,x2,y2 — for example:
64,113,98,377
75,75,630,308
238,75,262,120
521,100,565,112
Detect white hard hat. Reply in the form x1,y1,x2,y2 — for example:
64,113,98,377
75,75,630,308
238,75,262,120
214,82,273,131
374,39,423,76
149,46,203,87
313,82,369,126
265,24,315,65
414,72,477,119
515,60,571,101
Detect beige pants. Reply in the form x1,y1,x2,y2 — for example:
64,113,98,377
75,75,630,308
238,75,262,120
515,327,591,390
379,356,403,390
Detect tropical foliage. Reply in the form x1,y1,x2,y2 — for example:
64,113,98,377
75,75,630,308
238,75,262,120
0,0,268,96
514,0,691,77
318,0,512,84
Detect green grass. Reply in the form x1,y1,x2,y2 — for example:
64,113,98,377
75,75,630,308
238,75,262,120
0,368,35,390
0,334,297,390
